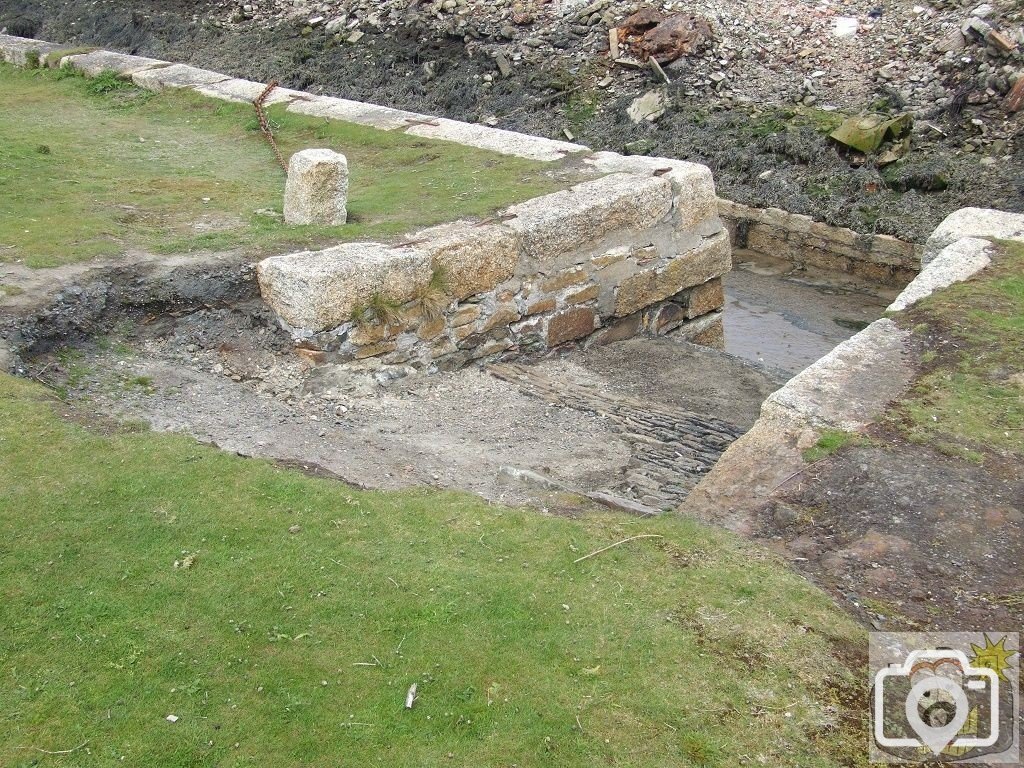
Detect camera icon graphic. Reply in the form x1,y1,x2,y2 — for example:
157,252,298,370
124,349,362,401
873,648,1000,756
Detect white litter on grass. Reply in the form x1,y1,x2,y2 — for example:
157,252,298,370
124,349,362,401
833,17,860,37
166,714,179,723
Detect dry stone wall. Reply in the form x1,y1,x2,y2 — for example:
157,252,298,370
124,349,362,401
718,199,923,288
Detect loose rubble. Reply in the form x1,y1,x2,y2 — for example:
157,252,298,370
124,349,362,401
193,0,1024,125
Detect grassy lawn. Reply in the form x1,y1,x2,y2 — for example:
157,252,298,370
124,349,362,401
0,374,868,766
0,64,565,268
887,239,1024,463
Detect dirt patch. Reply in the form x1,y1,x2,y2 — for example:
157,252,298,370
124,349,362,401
26,305,779,514
762,443,1024,631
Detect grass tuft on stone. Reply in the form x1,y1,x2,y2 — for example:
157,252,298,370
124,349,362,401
0,63,565,268
0,372,869,766
802,429,857,463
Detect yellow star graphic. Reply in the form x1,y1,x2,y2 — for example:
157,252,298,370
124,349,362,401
969,634,1018,682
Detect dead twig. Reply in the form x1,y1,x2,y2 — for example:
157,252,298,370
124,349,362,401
254,80,287,171
769,457,830,493
497,84,585,121
405,683,418,709
24,740,89,755
573,534,664,564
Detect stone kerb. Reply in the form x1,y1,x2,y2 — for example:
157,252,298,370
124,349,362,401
502,173,675,265
257,243,432,333
403,117,589,162
131,64,233,91
0,34,64,66
286,95,425,132
583,152,721,233
922,207,1024,265
0,34,589,163
58,50,166,77
192,78,305,107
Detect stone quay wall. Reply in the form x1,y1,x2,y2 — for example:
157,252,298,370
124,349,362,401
258,159,730,372
718,199,923,288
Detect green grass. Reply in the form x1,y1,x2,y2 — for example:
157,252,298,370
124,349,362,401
0,373,868,766
0,64,565,268
888,240,1024,461
802,429,857,463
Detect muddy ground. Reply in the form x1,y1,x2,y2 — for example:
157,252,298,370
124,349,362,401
764,438,1024,632
3,0,1023,243
5,248,889,515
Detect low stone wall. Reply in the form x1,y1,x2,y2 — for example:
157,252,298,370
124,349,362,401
258,164,729,372
718,199,922,288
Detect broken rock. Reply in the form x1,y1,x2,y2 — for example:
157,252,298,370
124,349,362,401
830,113,913,154
619,10,711,65
1006,78,1024,113
640,14,712,64
627,89,666,123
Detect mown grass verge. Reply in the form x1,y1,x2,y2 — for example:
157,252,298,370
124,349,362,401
0,63,565,267
0,373,868,766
